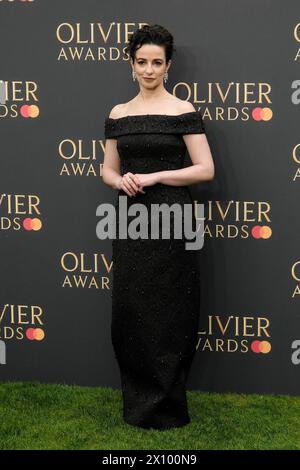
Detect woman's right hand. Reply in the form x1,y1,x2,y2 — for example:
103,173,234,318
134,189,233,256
117,172,146,197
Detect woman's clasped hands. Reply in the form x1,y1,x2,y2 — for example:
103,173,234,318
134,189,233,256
116,172,160,197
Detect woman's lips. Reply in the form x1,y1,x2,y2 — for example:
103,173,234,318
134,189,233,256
143,77,155,80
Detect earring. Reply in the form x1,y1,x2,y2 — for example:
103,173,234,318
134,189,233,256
164,72,168,83
132,70,136,81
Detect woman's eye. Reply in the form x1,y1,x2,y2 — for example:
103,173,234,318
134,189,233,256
138,61,162,65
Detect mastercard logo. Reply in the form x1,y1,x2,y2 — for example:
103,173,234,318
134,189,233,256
252,107,273,121
26,328,45,341
251,225,272,239
20,105,39,118
251,340,271,353
23,218,42,230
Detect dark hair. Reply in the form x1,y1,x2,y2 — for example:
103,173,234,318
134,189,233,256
124,24,176,64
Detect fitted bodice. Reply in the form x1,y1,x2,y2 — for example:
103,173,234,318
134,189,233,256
104,110,205,175
104,110,206,208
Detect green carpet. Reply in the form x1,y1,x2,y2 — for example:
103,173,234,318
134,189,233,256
0,381,299,450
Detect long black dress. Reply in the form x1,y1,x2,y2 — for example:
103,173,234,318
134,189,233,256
104,110,206,430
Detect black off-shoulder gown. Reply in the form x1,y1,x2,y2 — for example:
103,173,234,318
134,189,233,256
104,111,206,430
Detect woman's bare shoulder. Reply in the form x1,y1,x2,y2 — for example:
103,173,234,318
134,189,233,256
162,96,196,115
174,97,196,114
107,103,127,119
108,97,195,118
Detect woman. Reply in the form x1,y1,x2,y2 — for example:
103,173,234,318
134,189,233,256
103,24,214,430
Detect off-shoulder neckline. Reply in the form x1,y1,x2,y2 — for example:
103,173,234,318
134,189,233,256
105,110,201,122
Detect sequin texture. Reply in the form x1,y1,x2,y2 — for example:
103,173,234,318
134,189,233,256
104,110,205,430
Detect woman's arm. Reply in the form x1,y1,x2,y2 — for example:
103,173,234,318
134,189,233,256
136,132,215,188
102,137,123,190
103,105,143,196
103,138,142,195
156,133,214,186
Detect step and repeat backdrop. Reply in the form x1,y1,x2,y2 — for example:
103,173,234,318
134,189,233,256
0,0,299,395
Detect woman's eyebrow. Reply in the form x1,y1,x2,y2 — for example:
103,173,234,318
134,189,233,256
136,57,163,60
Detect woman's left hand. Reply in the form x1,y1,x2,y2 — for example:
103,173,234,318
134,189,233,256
134,173,160,193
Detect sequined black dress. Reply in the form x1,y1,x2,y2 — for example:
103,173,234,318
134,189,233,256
104,111,205,430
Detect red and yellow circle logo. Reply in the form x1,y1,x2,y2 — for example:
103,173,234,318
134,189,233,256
26,328,45,341
20,105,39,118
251,340,271,353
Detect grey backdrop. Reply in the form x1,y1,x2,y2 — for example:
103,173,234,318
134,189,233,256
0,0,299,395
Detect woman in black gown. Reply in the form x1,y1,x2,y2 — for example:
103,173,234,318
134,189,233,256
103,24,214,430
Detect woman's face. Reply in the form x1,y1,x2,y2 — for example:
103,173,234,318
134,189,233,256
131,44,170,87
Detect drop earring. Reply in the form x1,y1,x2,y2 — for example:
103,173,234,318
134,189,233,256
132,70,136,81
164,72,168,83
